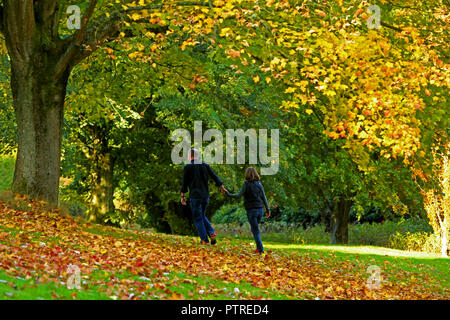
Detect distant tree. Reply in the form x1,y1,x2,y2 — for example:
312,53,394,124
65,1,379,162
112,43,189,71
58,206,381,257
421,141,449,257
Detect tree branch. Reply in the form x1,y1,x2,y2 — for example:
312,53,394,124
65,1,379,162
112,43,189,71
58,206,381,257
381,21,403,32
0,6,4,35
75,0,98,46
54,1,211,80
54,0,98,80
2,0,35,64
36,0,61,39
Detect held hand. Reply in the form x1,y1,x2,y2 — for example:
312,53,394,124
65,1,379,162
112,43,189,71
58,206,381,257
265,211,271,218
220,185,228,194
181,197,187,206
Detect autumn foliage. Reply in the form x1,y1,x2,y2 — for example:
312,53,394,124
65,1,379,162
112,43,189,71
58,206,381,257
0,197,447,300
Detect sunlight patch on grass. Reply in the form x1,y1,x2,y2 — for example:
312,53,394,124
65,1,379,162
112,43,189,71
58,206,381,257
265,243,446,259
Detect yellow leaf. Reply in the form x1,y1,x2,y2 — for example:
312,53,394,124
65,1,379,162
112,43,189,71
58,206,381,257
130,13,141,21
285,87,296,93
305,109,313,115
137,43,145,51
128,52,139,59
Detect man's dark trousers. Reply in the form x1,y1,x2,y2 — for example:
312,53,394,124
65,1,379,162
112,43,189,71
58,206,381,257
190,198,215,242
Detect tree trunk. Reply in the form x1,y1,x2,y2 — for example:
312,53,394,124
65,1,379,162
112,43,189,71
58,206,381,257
441,214,448,257
88,151,116,223
322,205,332,233
331,198,352,244
441,230,448,257
2,1,73,206
10,61,70,206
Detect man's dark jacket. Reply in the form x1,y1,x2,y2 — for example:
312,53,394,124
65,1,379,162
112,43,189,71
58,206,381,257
181,160,222,200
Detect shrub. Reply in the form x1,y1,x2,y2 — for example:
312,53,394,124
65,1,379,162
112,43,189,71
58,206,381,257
215,216,439,253
349,218,432,247
212,204,248,225
389,231,440,253
269,206,321,228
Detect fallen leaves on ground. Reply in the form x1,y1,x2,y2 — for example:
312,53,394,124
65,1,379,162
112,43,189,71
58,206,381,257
0,199,447,300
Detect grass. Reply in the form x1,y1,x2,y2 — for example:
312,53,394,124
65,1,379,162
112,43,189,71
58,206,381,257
87,268,292,300
0,267,291,300
262,242,449,292
0,269,110,300
0,190,448,300
0,154,14,193
214,218,439,254
1,232,447,300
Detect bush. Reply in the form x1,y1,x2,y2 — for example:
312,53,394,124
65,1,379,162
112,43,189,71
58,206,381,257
349,207,385,224
215,216,439,253
349,218,432,247
212,204,248,225
389,232,440,253
269,206,321,228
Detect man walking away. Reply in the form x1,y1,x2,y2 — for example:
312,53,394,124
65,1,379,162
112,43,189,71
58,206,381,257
180,149,227,245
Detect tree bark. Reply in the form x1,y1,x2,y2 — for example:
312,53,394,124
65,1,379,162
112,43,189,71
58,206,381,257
331,198,352,244
441,229,448,257
2,0,71,205
88,151,115,223
10,54,71,206
441,213,448,257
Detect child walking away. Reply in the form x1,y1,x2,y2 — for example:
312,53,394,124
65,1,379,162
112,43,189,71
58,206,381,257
226,167,270,254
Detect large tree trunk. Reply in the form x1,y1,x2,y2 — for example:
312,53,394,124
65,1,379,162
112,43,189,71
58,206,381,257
321,205,332,233
11,63,70,205
1,0,115,206
331,198,352,244
2,0,72,206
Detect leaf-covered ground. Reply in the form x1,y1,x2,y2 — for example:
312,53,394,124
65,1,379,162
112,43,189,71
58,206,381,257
0,199,448,300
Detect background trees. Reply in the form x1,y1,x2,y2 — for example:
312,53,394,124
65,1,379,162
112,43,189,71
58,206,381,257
0,0,448,254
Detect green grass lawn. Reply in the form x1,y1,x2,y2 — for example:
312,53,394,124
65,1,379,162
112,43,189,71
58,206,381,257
0,171,447,300
263,242,449,293
0,155,14,192
0,267,291,300
1,228,447,300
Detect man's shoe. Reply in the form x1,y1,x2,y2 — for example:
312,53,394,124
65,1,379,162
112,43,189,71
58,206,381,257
200,240,210,245
210,232,217,245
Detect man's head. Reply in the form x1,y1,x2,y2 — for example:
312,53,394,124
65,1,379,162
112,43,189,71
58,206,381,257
189,148,200,161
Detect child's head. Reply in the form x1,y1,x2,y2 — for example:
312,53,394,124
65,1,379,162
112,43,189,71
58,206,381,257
245,167,260,182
